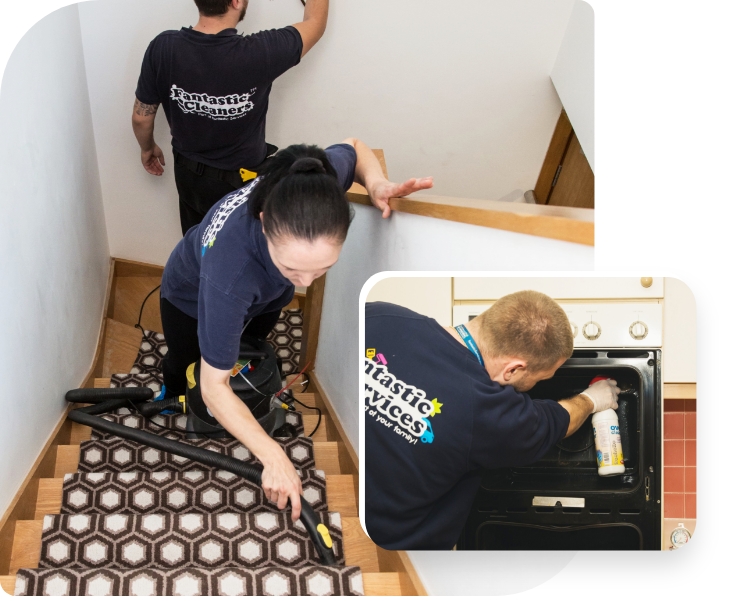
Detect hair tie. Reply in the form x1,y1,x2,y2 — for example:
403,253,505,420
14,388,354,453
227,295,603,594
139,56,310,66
289,157,326,175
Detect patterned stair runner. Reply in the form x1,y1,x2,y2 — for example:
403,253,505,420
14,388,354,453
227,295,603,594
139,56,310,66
35,510,344,570
14,318,364,596
14,565,363,596
60,469,329,514
77,435,316,473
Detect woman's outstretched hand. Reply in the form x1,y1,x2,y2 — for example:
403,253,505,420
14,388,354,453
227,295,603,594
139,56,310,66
367,176,434,218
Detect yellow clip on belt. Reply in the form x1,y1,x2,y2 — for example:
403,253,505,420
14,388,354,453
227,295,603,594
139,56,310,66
240,168,257,183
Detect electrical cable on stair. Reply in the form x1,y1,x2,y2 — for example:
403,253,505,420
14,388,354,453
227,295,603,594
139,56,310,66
134,284,161,347
280,389,322,438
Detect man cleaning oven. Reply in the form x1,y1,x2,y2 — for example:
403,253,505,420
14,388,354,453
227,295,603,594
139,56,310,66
363,290,620,550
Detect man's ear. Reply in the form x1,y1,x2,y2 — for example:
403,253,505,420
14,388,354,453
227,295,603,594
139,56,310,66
502,359,528,382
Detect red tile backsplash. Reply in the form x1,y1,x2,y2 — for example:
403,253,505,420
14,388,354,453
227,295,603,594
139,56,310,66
664,467,684,493
664,413,684,439
665,398,685,412
685,467,696,493
685,440,696,466
663,398,697,519
664,493,684,518
664,440,684,466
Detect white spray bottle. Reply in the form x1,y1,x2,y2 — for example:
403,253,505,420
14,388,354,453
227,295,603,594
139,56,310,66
589,376,626,477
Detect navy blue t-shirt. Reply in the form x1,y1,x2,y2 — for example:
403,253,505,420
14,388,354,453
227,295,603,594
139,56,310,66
135,26,302,170
161,144,357,370
364,302,570,550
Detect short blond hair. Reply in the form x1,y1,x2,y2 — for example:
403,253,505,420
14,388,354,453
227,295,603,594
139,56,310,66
472,290,573,372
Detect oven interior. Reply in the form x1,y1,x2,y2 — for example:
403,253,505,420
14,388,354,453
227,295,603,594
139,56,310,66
459,348,661,550
483,352,652,492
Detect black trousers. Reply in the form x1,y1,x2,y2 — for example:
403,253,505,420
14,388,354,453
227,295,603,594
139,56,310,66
173,146,276,235
160,297,282,397
173,159,238,235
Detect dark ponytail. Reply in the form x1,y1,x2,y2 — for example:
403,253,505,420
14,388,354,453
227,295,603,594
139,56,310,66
248,144,354,244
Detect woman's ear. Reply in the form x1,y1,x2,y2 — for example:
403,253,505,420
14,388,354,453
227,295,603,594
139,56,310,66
259,212,265,234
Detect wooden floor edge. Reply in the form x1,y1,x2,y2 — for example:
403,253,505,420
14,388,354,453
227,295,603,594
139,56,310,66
396,551,429,596
112,257,165,278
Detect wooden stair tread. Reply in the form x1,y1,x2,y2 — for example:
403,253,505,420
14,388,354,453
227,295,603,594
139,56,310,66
55,442,341,477
363,572,404,596
0,575,16,595
8,521,42,573
101,319,142,377
0,571,404,596
35,474,357,519
341,517,380,573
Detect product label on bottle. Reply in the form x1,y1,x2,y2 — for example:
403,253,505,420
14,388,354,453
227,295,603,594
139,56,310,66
593,424,625,467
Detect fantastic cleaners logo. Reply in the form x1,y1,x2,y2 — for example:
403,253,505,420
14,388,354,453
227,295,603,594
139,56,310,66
170,84,256,121
364,357,439,444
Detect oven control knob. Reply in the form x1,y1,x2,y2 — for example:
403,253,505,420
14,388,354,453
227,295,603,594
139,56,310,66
630,320,648,340
582,322,601,340
570,322,578,338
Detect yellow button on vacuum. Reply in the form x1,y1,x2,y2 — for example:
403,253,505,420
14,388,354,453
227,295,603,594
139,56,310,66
186,363,197,389
317,524,333,548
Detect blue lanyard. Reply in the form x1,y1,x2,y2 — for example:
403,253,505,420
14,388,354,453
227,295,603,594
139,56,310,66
454,324,484,366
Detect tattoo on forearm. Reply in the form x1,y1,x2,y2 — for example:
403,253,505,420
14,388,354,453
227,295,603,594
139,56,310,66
134,98,159,117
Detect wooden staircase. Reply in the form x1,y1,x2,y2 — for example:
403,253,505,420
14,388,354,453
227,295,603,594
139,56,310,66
0,259,420,596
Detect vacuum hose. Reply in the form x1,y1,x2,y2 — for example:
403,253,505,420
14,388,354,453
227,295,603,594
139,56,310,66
65,387,154,403
66,392,336,566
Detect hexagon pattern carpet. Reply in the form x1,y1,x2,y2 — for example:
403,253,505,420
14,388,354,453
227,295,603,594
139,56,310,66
14,310,364,596
59,469,330,515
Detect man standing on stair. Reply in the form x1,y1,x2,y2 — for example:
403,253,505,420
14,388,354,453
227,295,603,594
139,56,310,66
132,0,329,234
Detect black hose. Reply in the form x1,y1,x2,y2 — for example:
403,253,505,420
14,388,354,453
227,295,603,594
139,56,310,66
65,387,154,403
68,398,336,566
138,397,183,418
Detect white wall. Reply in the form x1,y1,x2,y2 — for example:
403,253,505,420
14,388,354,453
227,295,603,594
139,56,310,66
366,277,453,326
0,5,109,516
315,205,593,455
663,277,696,383
551,0,594,168
76,0,579,265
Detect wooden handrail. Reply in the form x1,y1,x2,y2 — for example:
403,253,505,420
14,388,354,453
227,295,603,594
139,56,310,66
347,187,594,246
346,148,593,246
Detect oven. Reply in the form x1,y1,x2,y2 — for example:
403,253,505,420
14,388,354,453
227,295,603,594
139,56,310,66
454,301,663,550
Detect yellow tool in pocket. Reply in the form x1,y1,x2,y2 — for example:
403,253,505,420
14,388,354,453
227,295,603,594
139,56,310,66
240,168,257,183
